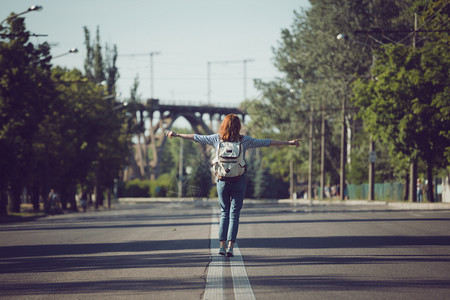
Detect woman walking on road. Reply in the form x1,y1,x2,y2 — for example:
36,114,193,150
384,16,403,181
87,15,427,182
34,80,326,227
165,113,301,257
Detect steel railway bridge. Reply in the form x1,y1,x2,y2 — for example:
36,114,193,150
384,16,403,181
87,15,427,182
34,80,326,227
124,98,246,180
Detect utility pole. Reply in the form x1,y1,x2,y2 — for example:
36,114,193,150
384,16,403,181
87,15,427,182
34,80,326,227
207,59,254,104
308,108,314,201
409,13,418,203
243,59,254,100
320,107,326,199
178,138,184,198
150,52,160,99
207,62,211,105
119,51,161,98
290,160,294,199
368,52,377,201
368,136,375,200
340,97,346,201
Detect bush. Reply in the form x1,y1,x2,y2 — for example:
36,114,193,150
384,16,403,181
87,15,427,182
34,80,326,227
186,158,212,197
151,173,176,197
120,179,152,197
117,173,181,198
209,185,217,198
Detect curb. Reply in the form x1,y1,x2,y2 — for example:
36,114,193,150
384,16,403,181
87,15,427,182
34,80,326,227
118,197,450,210
278,198,450,210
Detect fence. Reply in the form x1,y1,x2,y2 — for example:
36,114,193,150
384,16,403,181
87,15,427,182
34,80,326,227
347,182,404,201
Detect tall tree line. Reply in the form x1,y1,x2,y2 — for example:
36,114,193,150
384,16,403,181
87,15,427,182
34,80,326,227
0,16,130,215
353,0,449,202
243,0,449,200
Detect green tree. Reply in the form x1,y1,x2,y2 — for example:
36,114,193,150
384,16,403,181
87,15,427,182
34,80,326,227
0,15,56,213
130,74,142,103
0,17,129,214
84,26,119,93
105,43,119,96
83,26,125,207
244,152,259,198
43,67,103,210
245,0,375,190
353,42,450,202
351,0,449,203
347,131,400,184
84,26,105,84
253,162,288,199
186,157,212,198
253,164,273,199
245,1,419,195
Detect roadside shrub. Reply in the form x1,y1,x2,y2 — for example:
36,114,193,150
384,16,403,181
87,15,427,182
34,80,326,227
209,185,217,198
150,173,176,197
121,179,151,197
117,173,179,198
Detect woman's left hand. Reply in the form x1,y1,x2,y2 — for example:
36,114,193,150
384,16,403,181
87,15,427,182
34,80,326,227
164,130,178,138
290,138,303,147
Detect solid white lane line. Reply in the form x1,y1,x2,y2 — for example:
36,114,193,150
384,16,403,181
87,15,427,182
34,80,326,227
230,244,256,300
204,208,255,300
204,209,223,300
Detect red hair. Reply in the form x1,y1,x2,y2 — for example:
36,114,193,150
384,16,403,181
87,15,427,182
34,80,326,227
219,114,241,142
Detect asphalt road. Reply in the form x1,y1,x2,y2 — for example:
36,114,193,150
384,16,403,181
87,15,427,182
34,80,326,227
1,200,450,300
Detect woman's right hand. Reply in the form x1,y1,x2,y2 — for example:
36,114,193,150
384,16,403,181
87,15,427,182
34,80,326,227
290,138,303,147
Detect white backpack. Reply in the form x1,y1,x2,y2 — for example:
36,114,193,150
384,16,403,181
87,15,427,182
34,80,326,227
211,140,246,178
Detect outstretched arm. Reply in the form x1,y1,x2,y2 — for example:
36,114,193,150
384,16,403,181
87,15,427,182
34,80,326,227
164,130,195,141
270,138,302,147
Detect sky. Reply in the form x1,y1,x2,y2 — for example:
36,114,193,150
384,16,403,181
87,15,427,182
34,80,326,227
2,0,310,107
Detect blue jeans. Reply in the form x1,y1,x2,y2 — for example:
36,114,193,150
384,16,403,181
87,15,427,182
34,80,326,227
216,175,246,243
417,190,423,202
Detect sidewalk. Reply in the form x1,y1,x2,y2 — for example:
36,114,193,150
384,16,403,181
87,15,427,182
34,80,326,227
278,198,450,210
3,198,449,223
118,197,450,210
0,203,109,223
0,203,46,223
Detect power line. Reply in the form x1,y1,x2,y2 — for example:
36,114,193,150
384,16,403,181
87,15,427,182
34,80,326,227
118,52,161,98
355,29,450,34
207,59,254,104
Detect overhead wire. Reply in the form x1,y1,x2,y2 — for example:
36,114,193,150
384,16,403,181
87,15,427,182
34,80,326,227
397,2,449,45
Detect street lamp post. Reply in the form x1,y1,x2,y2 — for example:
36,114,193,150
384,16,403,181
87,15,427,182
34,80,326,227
113,101,128,111
53,48,78,59
0,5,43,27
308,106,314,202
340,96,347,201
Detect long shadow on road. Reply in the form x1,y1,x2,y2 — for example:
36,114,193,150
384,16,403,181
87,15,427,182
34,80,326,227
2,235,449,261
2,278,205,296
237,235,450,250
0,239,209,259
0,251,210,274
4,215,450,232
247,275,450,291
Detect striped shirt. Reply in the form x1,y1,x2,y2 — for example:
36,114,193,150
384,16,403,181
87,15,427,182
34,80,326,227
194,134,271,157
